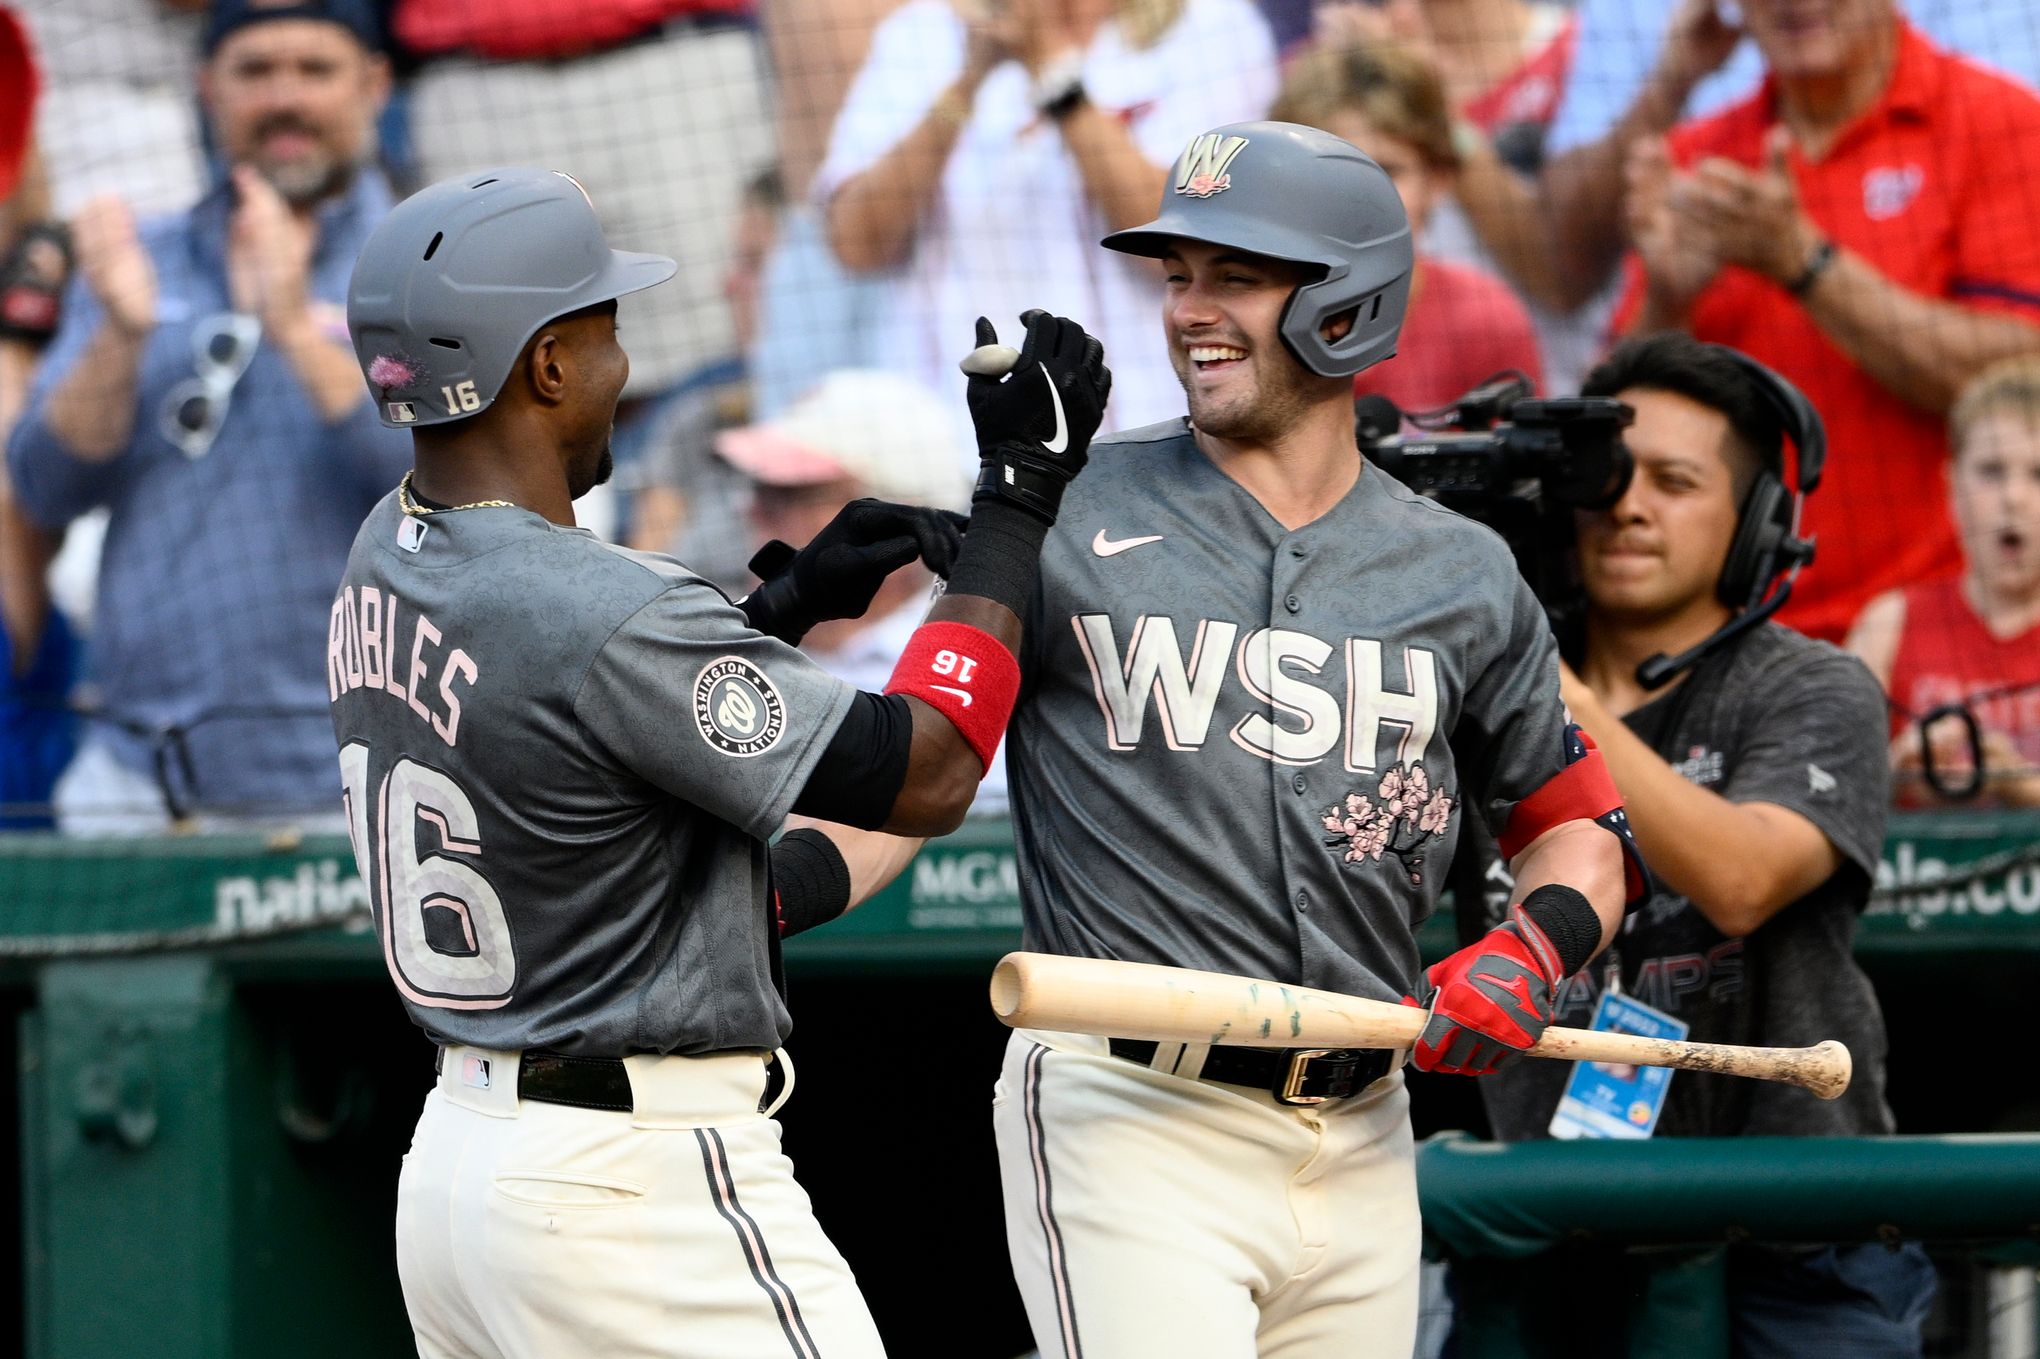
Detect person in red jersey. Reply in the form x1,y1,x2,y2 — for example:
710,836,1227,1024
1850,354,2040,807
1614,0,2040,644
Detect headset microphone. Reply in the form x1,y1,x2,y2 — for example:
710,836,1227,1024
1636,577,1795,689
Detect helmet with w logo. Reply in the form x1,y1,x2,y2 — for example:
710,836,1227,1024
1102,121,1413,379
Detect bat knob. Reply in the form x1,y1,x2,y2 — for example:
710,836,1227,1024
960,343,1022,379
1805,1039,1852,1100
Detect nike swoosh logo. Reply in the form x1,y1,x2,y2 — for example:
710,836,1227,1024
932,685,973,707
1040,364,1068,454
1092,531,1165,557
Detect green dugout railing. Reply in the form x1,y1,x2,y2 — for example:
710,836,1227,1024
1421,1131,2040,1358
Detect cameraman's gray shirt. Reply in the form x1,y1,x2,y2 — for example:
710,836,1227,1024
1008,420,1578,1002
1478,623,1895,1139
327,495,855,1058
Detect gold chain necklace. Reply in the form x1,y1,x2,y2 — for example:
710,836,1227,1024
397,470,516,517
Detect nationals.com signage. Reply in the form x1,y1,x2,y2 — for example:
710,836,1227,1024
0,812,2032,967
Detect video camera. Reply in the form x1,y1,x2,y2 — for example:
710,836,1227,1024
1357,374,1634,636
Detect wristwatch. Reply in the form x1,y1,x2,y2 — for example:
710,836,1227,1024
1787,237,1838,297
1032,50,1087,120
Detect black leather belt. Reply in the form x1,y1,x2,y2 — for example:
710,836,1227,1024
437,1048,787,1114
436,1047,635,1111
1109,1039,1395,1105
517,1051,635,1111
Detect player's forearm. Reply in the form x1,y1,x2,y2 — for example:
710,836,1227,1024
883,590,1023,835
825,79,975,272
1796,249,2040,414
878,309,1100,834
1057,104,1168,236
1505,819,1625,958
785,816,927,907
42,322,145,460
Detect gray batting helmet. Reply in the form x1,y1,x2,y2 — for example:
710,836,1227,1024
1101,121,1413,378
347,167,676,428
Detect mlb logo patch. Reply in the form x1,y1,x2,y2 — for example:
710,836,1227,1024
388,401,417,424
397,517,430,553
1863,165,1924,221
462,1055,492,1090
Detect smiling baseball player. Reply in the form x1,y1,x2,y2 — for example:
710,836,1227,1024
989,122,1646,1357
332,167,1109,1358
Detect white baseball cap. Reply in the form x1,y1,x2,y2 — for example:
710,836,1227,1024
715,370,971,509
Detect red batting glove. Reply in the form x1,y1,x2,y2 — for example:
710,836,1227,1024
1406,904,1564,1076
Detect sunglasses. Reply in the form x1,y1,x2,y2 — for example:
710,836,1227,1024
158,312,262,459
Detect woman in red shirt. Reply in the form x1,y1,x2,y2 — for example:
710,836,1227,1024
1271,39,1544,422
1849,355,2040,806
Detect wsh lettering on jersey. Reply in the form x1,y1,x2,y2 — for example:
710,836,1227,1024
1071,614,1439,770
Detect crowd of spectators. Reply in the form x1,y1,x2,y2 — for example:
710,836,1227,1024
2,0,2040,827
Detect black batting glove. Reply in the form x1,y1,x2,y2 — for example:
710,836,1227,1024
738,497,968,645
965,310,1111,525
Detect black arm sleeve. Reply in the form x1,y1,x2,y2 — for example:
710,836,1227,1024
789,690,913,829
771,828,854,939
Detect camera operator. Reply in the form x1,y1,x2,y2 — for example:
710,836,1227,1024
1450,332,1931,1353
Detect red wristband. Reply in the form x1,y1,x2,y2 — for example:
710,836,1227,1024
884,621,1021,771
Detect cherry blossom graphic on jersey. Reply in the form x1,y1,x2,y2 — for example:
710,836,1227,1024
1321,761,1456,886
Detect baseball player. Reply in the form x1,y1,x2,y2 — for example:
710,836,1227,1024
331,167,1110,1358
990,122,1645,1356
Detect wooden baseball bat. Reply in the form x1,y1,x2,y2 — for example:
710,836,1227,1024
989,952,1852,1100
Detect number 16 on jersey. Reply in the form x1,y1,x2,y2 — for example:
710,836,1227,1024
339,743,518,1009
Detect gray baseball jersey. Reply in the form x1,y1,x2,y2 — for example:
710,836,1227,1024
1009,420,1575,1003
326,495,855,1057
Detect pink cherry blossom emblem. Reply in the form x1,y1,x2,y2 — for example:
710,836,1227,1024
1322,759,1456,886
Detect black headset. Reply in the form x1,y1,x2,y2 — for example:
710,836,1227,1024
1636,345,1827,689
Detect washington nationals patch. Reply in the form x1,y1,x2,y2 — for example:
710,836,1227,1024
693,657,787,757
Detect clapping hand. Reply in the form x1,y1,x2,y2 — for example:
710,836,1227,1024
226,165,316,336
1674,129,1823,287
71,195,156,340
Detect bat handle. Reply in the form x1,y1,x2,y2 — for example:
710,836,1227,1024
1529,1027,1854,1100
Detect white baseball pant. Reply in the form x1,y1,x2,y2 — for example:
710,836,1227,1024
993,1029,1420,1359
398,1046,885,1359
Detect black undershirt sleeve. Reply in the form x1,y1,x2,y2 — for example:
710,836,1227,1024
789,691,912,829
